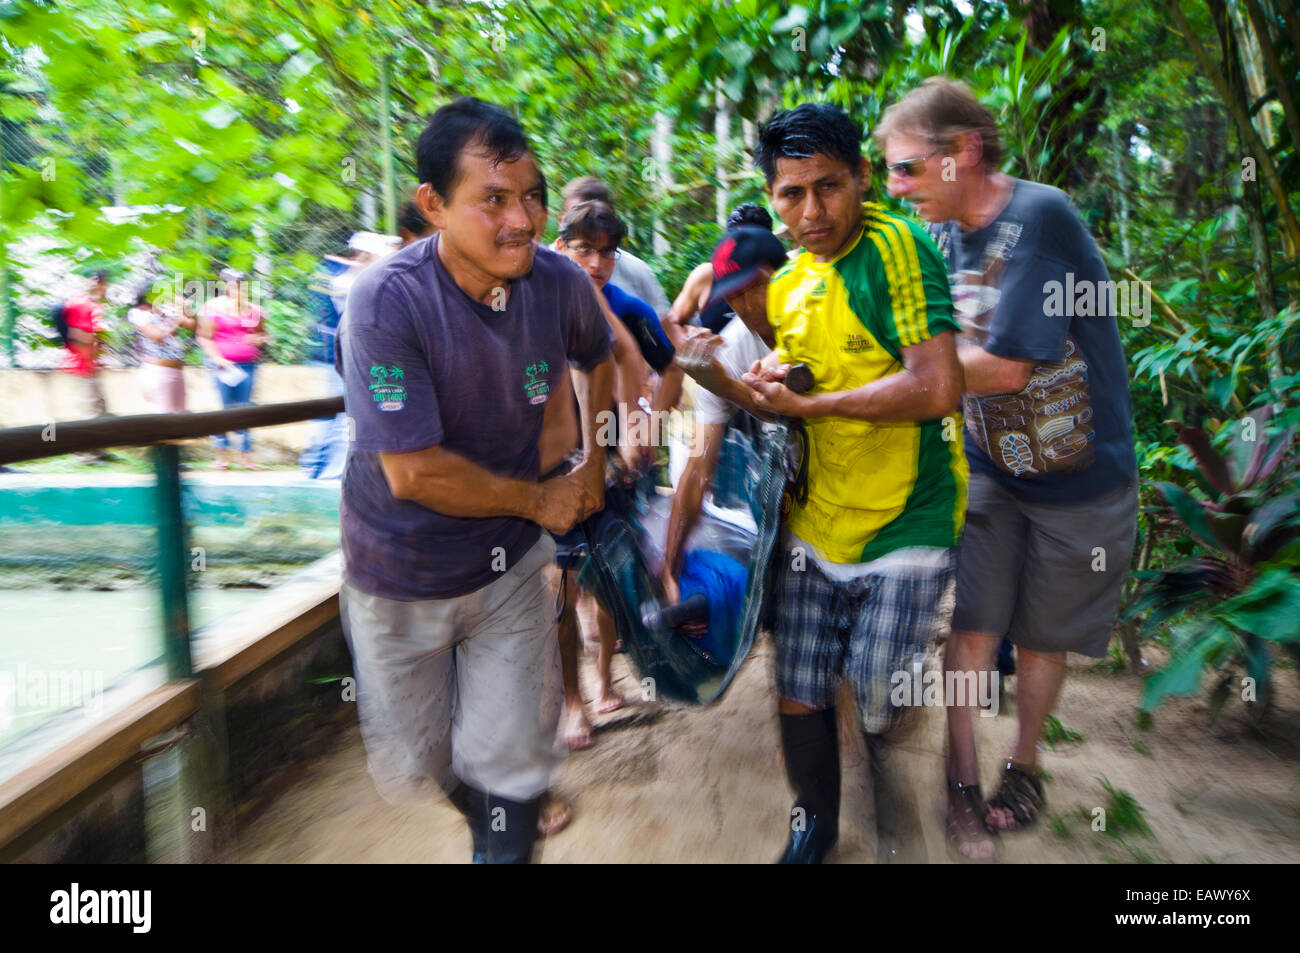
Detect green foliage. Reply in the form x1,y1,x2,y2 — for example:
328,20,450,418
1098,776,1153,839
260,299,316,366
1130,408,1300,721
1042,714,1083,750
3,3,1299,732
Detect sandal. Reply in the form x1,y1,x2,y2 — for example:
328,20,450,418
985,760,1045,833
946,779,999,863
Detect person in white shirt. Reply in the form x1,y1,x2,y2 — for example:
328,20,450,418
128,290,194,413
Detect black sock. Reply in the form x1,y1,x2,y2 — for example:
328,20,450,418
778,709,841,833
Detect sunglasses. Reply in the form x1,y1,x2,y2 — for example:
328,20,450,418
885,150,941,178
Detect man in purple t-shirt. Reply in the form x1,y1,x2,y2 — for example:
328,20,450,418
336,97,614,863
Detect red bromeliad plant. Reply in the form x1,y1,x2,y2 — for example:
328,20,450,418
1129,408,1300,722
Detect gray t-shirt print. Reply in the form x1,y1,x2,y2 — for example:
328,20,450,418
934,179,1136,504
336,236,614,601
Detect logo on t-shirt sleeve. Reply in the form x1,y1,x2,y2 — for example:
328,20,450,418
369,363,406,411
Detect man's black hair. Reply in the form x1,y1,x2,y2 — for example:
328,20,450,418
91,269,109,284
416,96,532,200
559,200,625,247
726,203,773,231
398,200,432,237
754,103,863,185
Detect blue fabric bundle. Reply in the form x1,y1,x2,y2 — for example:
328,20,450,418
678,549,748,663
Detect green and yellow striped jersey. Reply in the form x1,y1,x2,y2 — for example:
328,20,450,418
767,203,968,563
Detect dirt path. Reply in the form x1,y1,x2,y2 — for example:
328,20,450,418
234,633,1300,864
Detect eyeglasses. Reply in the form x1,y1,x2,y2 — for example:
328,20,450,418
565,241,620,260
885,150,940,179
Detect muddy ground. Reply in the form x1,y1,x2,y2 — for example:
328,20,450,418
234,623,1300,864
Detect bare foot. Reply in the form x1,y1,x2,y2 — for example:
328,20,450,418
538,795,572,837
593,690,624,715
561,703,593,750
947,782,997,862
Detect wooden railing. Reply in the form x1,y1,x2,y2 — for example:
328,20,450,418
0,399,348,857
0,397,345,465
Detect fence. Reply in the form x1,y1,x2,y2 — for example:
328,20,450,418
0,398,345,859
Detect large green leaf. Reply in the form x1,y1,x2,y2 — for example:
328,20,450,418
1243,493,1300,555
1142,620,1235,711
1224,408,1271,488
1153,481,1225,554
1211,569,1300,644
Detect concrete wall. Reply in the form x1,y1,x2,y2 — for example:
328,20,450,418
0,366,338,459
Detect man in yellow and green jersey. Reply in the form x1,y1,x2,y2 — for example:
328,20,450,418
764,203,968,561
743,103,967,864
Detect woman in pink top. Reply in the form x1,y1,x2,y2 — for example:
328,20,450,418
197,269,269,469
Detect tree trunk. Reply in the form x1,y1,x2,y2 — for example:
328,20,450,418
1242,0,1300,155
1225,0,1286,391
651,111,674,259
1163,0,1300,260
1109,126,1132,262
714,84,730,229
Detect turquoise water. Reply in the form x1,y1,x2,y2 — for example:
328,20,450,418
0,477,341,752
0,587,262,749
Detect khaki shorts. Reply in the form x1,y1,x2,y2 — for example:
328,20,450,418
951,471,1137,657
340,534,563,803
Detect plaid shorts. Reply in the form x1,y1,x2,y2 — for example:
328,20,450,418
772,547,955,734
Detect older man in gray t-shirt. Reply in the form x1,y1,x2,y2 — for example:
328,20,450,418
879,78,1137,862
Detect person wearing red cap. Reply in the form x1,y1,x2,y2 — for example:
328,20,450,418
665,204,785,337
661,226,787,611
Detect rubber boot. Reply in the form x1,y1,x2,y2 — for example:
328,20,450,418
864,732,927,864
467,791,543,864
445,781,474,819
446,782,488,863
776,709,840,863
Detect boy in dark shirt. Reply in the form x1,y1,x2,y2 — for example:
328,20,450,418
547,199,683,749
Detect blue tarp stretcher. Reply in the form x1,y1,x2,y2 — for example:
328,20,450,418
578,421,789,706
